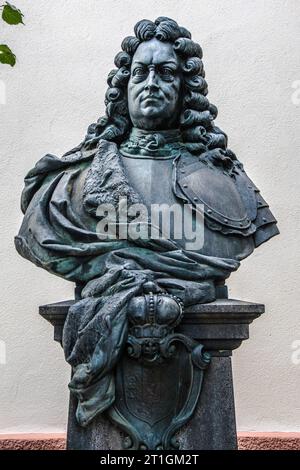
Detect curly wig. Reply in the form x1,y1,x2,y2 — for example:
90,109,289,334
82,17,236,160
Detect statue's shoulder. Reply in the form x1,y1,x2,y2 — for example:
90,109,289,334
20,144,97,214
176,157,279,244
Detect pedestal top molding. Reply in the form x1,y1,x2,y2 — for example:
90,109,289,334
40,298,264,355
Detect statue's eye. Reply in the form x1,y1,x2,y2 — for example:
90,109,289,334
133,66,147,77
160,67,174,76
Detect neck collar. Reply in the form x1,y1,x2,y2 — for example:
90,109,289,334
120,127,183,158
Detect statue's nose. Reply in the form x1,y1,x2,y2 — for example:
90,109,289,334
144,70,159,92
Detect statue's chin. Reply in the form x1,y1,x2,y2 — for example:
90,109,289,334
140,105,161,117
132,108,176,130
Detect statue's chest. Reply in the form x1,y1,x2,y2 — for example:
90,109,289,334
122,155,205,251
121,154,254,260
122,155,177,208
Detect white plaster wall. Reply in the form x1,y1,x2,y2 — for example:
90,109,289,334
0,0,299,433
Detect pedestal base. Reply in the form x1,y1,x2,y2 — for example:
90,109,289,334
177,356,237,450
40,299,264,450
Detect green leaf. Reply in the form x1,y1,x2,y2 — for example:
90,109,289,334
0,44,16,66
1,2,24,25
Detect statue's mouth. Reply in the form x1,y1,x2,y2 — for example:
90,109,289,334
142,95,161,102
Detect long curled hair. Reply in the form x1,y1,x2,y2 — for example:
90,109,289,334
82,17,236,161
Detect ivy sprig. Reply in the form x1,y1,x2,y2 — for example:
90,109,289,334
0,2,24,67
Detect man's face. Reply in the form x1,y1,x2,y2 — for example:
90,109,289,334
127,38,182,130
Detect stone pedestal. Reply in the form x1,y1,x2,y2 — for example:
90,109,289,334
40,298,264,450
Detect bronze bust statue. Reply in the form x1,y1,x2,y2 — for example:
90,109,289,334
15,17,279,449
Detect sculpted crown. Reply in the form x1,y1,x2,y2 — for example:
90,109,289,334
128,288,184,339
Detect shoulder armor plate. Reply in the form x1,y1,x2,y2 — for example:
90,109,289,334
177,162,253,230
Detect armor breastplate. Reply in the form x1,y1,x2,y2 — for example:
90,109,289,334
121,151,254,261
